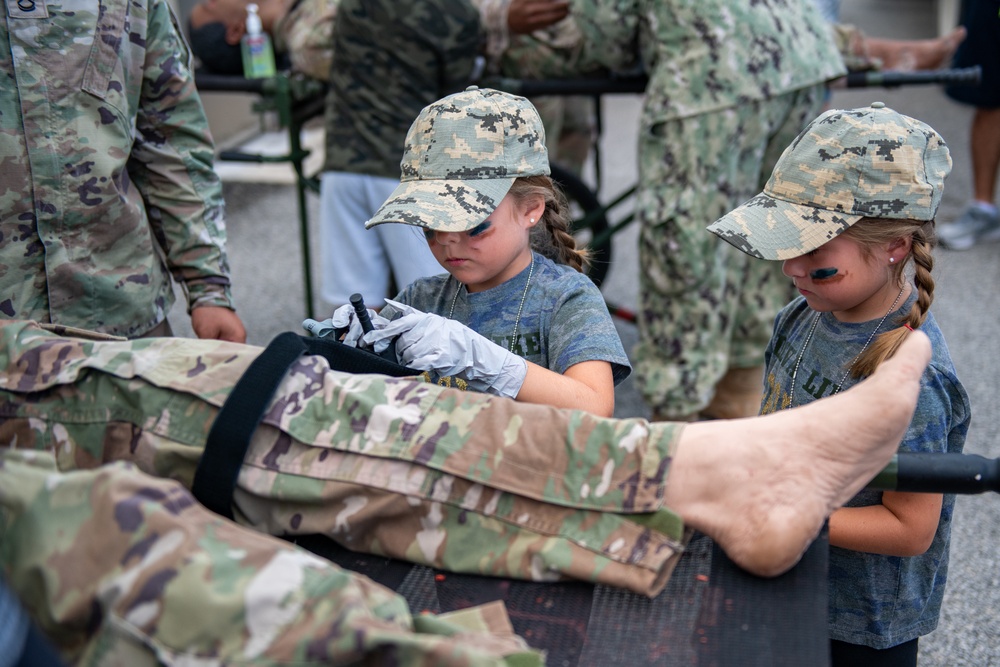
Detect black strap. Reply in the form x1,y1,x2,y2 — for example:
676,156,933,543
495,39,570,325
191,332,416,519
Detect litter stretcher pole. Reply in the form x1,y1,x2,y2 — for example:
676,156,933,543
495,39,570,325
840,65,981,89
868,453,1000,494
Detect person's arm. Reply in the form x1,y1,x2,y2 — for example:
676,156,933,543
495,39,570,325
828,491,943,556
829,23,966,72
506,0,570,34
365,298,620,414
828,362,969,556
516,359,615,416
564,0,642,74
129,0,246,342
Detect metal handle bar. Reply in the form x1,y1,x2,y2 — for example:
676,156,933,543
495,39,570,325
483,75,649,97
869,452,1000,494
841,65,981,88
485,67,981,98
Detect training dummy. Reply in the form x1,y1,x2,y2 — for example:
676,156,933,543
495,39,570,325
0,318,932,662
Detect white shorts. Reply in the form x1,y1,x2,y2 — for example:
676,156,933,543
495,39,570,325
319,171,442,308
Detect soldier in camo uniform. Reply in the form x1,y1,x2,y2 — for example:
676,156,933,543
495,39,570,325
569,0,846,421
0,0,246,342
0,317,933,664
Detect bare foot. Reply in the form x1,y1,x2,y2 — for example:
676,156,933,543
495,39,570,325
866,27,967,71
664,331,932,577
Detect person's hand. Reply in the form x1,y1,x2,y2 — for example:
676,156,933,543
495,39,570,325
303,305,391,352
363,300,527,398
191,306,247,343
506,0,570,34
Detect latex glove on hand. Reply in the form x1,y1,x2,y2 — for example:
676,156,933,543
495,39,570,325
302,304,391,353
363,299,528,398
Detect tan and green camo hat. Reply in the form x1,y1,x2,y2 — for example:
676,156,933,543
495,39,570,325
365,86,550,232
708,102,952,260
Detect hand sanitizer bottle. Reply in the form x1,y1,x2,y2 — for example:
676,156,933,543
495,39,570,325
241,3,276,78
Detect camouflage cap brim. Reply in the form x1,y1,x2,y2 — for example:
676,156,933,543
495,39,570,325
707,193,860,260
708,102,951,260
365,176,515,232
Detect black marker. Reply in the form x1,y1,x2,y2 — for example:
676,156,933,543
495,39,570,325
350,293,374,333
350,293,399,364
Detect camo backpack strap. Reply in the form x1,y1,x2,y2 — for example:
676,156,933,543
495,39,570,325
192,332,418,519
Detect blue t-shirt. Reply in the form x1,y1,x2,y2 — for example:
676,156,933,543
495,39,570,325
386,252,631,385
761,293,971,650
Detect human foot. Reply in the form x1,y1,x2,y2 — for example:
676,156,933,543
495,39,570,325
664,331,932,577
867,27,967,71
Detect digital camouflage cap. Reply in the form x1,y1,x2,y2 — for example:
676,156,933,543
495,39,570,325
708,102,952,260
366,86,550,232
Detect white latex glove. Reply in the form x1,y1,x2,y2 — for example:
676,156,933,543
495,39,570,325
302,304,391,352
363,299,527,398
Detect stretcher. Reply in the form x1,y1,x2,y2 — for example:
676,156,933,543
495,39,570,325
194,331,999,666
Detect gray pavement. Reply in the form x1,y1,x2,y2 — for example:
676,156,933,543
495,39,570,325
183,0,999,663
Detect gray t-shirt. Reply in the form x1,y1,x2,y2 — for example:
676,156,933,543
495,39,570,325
762,293,971,650
386,252,631,385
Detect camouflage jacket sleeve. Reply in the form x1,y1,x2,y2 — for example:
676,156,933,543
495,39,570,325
471,0,510,74
129,0,235,313
273,0,340,81
570,0,846,124
472,0,604,79
562,0,643,74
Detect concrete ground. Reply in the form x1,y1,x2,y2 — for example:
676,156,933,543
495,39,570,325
184,0,999,663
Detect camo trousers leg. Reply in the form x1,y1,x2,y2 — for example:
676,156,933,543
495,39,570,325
0,449,541,666
633,85,826,419
0,321,687,598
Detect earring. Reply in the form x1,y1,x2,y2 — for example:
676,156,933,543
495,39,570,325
529,218,535,223
889,257,895,264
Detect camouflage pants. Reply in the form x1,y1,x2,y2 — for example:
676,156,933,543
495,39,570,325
0,449,540,666
0,321,687,599
633,86,826,418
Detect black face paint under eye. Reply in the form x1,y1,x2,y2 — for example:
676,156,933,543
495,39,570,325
467,220,492,237
810,267,838,280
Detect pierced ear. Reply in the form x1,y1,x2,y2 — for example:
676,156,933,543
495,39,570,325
522,197,545,226
886,235,913,259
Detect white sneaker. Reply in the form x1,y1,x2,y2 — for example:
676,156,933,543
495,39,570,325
938,206,1000,250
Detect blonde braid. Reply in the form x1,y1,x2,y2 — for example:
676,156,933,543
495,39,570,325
510,175,590,273
846,219,936,378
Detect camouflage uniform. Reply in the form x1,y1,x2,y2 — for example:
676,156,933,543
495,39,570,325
273,0,340,81
476,0,595,175
570,0,846,419
0,320,689,599
322,0,481,179
0,0,236,338
0,449,543,665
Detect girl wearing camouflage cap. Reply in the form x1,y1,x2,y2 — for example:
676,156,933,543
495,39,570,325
709,103,971,666
327,87,630,417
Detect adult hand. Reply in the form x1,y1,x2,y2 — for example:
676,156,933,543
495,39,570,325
191,306,247,343
363,300,527,398
506,0,570,34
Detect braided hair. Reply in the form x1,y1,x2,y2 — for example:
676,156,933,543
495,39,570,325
508,175,590,273
840,216,936,379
